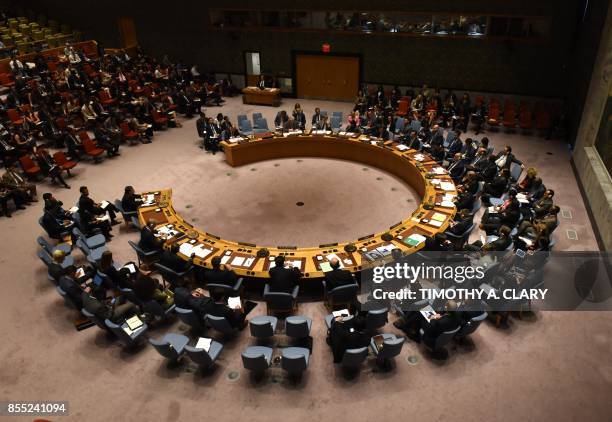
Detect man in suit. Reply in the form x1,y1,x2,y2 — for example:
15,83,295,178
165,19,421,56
447,153,467,182
446,131,463,158
207,288,250,330
175,287,212,322
79,185,119,224
420,300,462,346
446,209,473,236
2,163,37,202
139,220,163,252
324,258,355,292
494,145,524,171
464,225,512,252
312,108,324,128
205,117,221,154
268,255,302,293
481,188,521,234
196,112,207,149
533,189,554,217
82,285,139,323
202,256,238,288
93,122,120,157
159,242,194,276
258,75,267,90
328,315,370,363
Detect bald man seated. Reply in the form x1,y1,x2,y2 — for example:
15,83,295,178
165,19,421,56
324,258,356,292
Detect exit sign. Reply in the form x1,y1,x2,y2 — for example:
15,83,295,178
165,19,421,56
322,43,330,53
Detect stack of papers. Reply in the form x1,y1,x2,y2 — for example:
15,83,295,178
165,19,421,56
413,154,425,161
332,309,350,319
440,182,456,191
100,200,110,209
195,337,212,352
269,260,303,270
431,179,441,185
156,225,179,238
179,242,195,257
427,220,444,227
438,201,455,208
338,131,356,137
141,194,156,207
396,144,409,151
192,245,213,259
319,262,332,272
443,193,456,201
375,244,397,256
517,193,530,204
432,213,447,222
405,234,427,246
69,206,79,213
313,130,332,135
432,167,446,175
220,255,231,265
228,137,243,144
227,296,241,309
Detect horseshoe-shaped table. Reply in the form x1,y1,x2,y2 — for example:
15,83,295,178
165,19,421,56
138,133,457,280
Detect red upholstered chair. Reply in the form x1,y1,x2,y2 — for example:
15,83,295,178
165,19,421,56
502,106,517,128
81,134,105,162
487,106,500,127
395,100,409,117
120,122,139,144
519,109,533,130
53,151,77,175
18,155,42,179
0,73,15,87
7,108,23,125
98,90,117,106
150,109,168,129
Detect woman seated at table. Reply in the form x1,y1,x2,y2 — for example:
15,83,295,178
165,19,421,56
133,264,174,309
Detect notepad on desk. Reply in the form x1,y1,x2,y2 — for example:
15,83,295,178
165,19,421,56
231,256,245,266
319,262,332,272
428,220,444,227
432,213,447,222
100,200,110,209
405,234,427,247
228,137,243,144
195,337,212,352
179,242,195,257
440,182,455,191
192,245,212,259
438,200,455,208
396,144,409,151
432,167,446,175
220,255,231,265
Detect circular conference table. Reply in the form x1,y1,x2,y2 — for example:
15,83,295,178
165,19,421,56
137,132,457,280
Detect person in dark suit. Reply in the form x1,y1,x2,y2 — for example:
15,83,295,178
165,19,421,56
274,111,289,129
292,103,306,130
93,121,120,156
324,258,355,292
494,145,524,171
464,225,512,252
203,256,238,288
481,188,521,234
207,288,249,330
478,155,499,183
328,315,370,363
139,220,163,252
312,107,324,127
446,209,473,236
98,250,134,289
175,287,212,322
446,131,463,158
258,75,267,90
420,300,462,346
196,112,207,149
268,255,302,293
205,117,221,154
447,153,467,182
41,209,74,240
133,266,174,308
533,189,554,217
159,242,194,275
468,147,489,171
482,168,509,201
121,185,142,213
78,186,116,239
454,188,475,212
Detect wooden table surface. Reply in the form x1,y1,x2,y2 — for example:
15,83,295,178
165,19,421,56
242,86,281,107
138,133,457,279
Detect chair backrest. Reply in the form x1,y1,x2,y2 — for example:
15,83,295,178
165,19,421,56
37,235,52,254
320,110,328,117
206,314,234,333
286,316,311,338
81,307,108,330
366,308,388,330
330,116,341,129
264,291,294,311
78,131,91,142
19,155,36,171
432,326,461,350
37,249,53,267
510,162,523,181
255,118,269,130
332,111,343,118
184,345,213,366
7,108,21,121
239,119,253,132
395,117,405,132
328,283,359,305
397,100,408,113
52,151,68,166
237,114,248,123
149,338,179,360
281,349,308,374
341,347,368,367
241,347,271,371
176,307,203,329
104,319,133,344
143,299,168,319
379,337,405,359
252,112,262,122
249,318,275,338
455,312,488,338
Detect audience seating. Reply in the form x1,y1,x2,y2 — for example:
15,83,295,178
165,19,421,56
18,155,42,179
281,347,310,378
323,280,358,310
205,277,243,296
143,299,175,322
263,284,299,315
241,346,274,377
184,340,224,370
249,315,278,339
154,262,192,287
175,307,205,332
82,137,105,162
206,314,236,335
285,316,312,339
341,347,368,371
105,318,148,348
420,326,461,357
113,199,139,229
128,240,161,265
72,227,106,249
455,312,488,340
52,151,77,175
370,333,405,368
81,308,111,331
149,333,190,363
36,235,71,255
365,308,389,331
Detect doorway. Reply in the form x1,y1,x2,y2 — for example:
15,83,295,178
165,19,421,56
245,51,261,87
295,54,360,101
117,17,138,49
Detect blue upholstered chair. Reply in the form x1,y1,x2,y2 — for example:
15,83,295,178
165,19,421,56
149,333,190,363
286,315,312,338
249,315,278,338
184,340,224,370
241,346,273,377
104,318,148,348
281,347,310,378
370,333,405,368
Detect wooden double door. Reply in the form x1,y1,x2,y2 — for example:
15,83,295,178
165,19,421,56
296,54,359,101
